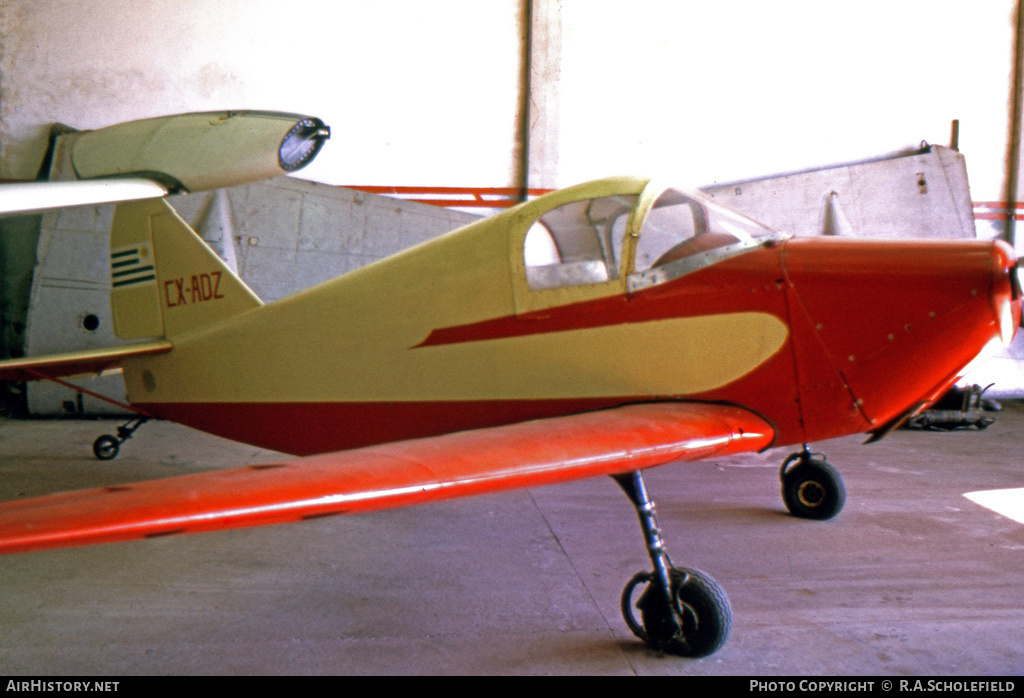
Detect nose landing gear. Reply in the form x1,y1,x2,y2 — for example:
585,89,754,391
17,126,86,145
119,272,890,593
614,470,731,657
780,448,845,520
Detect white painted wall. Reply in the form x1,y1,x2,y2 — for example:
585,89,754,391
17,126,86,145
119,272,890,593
0,0,524,187
1,1,1016,202
557,1,1016,202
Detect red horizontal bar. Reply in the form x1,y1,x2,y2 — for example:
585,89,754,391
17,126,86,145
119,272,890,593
973,213,1024,221
974,201,1024,209
973,201,1024,222
403,199,521,208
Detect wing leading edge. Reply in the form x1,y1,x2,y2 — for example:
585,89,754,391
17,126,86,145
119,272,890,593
0,402,773,555
0,340,172,382
0,178,169,218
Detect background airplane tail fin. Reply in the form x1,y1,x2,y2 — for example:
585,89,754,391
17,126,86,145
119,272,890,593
110,198,262,340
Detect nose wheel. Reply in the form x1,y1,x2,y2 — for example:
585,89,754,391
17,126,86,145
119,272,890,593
614,471,731,657
780,449,845,520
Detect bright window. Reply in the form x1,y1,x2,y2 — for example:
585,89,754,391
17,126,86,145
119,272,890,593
524,195,637,290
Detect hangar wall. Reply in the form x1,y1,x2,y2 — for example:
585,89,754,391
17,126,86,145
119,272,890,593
0,1,526,187
0,1,1017,203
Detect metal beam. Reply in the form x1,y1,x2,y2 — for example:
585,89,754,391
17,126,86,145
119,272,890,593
1004,0,1024,246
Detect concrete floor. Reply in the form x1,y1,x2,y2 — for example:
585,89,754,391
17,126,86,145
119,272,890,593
0,406,1022,676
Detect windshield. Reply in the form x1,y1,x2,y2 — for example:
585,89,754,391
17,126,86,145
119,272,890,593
629,187,782,290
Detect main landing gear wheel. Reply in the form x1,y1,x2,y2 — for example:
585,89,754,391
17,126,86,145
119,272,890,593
613,471,731,657
780,450,845,520
92,417,150,461
621,566,731,657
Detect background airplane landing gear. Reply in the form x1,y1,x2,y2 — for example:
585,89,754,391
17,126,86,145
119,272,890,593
92,417,149,460
780,449,845,520
614,470,731,657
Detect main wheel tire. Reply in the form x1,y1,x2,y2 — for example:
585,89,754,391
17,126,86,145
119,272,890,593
625,567,731,657
781,458,845,520
93,434,120,461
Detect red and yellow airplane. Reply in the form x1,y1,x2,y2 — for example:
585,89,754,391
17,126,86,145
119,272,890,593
0,111,1018,658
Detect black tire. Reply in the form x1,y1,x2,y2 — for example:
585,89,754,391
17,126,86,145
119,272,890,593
631,567,731,657
782,458,845,520
93,435,120,461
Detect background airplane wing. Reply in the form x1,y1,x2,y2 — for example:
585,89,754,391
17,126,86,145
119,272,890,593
0,402,773,555
0,340,172,381
0,178,169,217
0,110,331,218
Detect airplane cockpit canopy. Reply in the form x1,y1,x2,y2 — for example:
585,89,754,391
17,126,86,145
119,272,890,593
626,186,787,292
522,182,786,293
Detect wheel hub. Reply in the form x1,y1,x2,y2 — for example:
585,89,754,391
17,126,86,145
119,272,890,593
797,480,826,507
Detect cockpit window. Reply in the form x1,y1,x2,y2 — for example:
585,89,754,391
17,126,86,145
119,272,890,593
524,195,637,290
629,188,779,290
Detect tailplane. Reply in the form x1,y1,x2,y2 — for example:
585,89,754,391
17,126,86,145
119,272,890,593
110,198,262,340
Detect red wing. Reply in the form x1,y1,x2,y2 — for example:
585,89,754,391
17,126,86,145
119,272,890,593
0,402,773,555
0,341,172,381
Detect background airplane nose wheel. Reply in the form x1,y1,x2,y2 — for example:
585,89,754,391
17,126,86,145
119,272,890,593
780,450,845,520
92,434,120,460
92,417,150,461
621,566,731,657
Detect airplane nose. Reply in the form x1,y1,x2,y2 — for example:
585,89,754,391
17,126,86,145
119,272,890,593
781,237,1018,442
991,239,1020,347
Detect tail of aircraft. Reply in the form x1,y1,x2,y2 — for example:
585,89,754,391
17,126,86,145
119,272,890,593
110,198,262,341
